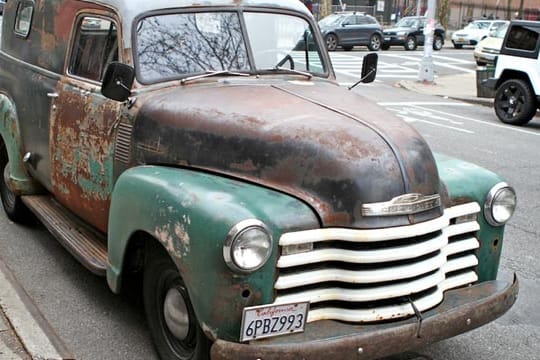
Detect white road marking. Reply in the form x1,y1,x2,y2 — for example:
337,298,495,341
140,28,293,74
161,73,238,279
378,53,475,73
379,102,472,106
379,102,540,137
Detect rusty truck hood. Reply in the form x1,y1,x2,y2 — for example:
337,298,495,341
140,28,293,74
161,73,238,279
133,80,442,228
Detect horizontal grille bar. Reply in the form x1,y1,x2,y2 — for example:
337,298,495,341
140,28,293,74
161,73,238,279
275,252,446,289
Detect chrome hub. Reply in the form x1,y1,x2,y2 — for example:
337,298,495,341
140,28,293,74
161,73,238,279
164,288,190,341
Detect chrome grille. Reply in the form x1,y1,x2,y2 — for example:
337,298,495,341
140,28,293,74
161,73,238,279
273,202,480,323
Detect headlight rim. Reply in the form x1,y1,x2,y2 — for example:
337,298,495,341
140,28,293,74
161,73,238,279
223,219,273,274
484,182,516,227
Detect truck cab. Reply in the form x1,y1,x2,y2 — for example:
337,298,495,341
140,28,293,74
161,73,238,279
0,1,518,359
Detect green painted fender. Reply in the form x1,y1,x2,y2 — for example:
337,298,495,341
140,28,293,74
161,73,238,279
107,165,319,341
0,94,40,194
435,153,511,282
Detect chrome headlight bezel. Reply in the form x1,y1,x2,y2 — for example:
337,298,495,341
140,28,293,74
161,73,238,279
223,219,273,274
484,182,516,227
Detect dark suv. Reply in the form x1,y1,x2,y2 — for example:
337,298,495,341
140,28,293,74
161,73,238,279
383,16,445,50
319,12,383,51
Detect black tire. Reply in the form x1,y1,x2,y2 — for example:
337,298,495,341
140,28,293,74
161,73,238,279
325,34,338,51
342,45,353,51
433,35,443,51
494,79,537,126
453,43,463,49
144,243,210,360
0,147,30,223
381,44,390,50
404,36,417,51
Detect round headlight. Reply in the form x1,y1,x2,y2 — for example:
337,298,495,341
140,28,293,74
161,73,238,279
223,219,272,274
484,183,516,226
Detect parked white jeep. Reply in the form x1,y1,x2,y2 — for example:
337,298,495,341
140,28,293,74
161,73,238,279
485,20,540,125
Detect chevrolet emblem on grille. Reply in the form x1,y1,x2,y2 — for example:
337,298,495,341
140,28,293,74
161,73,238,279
362,193,441,216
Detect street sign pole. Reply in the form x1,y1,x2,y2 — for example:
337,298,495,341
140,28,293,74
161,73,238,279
418,0,436,83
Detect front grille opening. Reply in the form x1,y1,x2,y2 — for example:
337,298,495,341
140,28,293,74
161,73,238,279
276,268,439,297
278,249,442,276
313,230,443,251
307,285,439,317
447,249,476,261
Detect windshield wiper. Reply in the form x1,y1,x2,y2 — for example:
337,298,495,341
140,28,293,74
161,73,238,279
262,67,312,79
180,70,250,84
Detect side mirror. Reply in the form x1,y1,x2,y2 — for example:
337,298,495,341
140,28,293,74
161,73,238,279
101,62,135,102
360,53,377,83
342,21,350,27
348,53,377,90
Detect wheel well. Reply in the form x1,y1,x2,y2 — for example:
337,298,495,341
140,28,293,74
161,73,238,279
497,70,532,89
118,231,168,293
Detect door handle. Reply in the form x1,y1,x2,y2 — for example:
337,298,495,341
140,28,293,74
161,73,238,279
47,92,59,98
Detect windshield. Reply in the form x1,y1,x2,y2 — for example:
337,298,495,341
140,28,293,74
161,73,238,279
318,14,343,27
494,23,509,38
466,21,490,30
395,18,420,28
136,10,326,84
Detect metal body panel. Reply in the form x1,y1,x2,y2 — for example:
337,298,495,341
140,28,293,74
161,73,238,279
132,80,441,229
50,80,119,232
107,165,319,341
0,94,42,194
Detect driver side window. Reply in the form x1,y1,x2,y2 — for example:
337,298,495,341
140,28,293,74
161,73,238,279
69,16,119,82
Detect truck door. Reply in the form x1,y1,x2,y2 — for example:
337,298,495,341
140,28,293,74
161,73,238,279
49,15,120,233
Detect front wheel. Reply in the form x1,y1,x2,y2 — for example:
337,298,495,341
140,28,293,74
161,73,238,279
325,34,338,51
433,35,443,50
404,36,417,51
368,34,382,51
144,243,211,360
494,79,537,125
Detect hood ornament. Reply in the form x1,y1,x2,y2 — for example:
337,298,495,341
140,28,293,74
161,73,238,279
362,193,441,217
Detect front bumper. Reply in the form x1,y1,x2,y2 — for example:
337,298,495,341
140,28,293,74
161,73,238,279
211,276,518,360
474,52,497,64
383,36,405,46
452,37,478,46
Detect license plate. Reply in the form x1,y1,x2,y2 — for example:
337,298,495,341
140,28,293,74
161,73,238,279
240,302,309,342
457,37,465,42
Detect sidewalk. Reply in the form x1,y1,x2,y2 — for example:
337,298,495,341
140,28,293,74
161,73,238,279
0,257,74,360
397,71,494,107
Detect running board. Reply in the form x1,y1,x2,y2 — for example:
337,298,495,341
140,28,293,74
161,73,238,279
21,195,107,276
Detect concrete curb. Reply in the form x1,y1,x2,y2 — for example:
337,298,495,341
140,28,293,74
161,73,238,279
396,72,495,108
0,257,74,360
